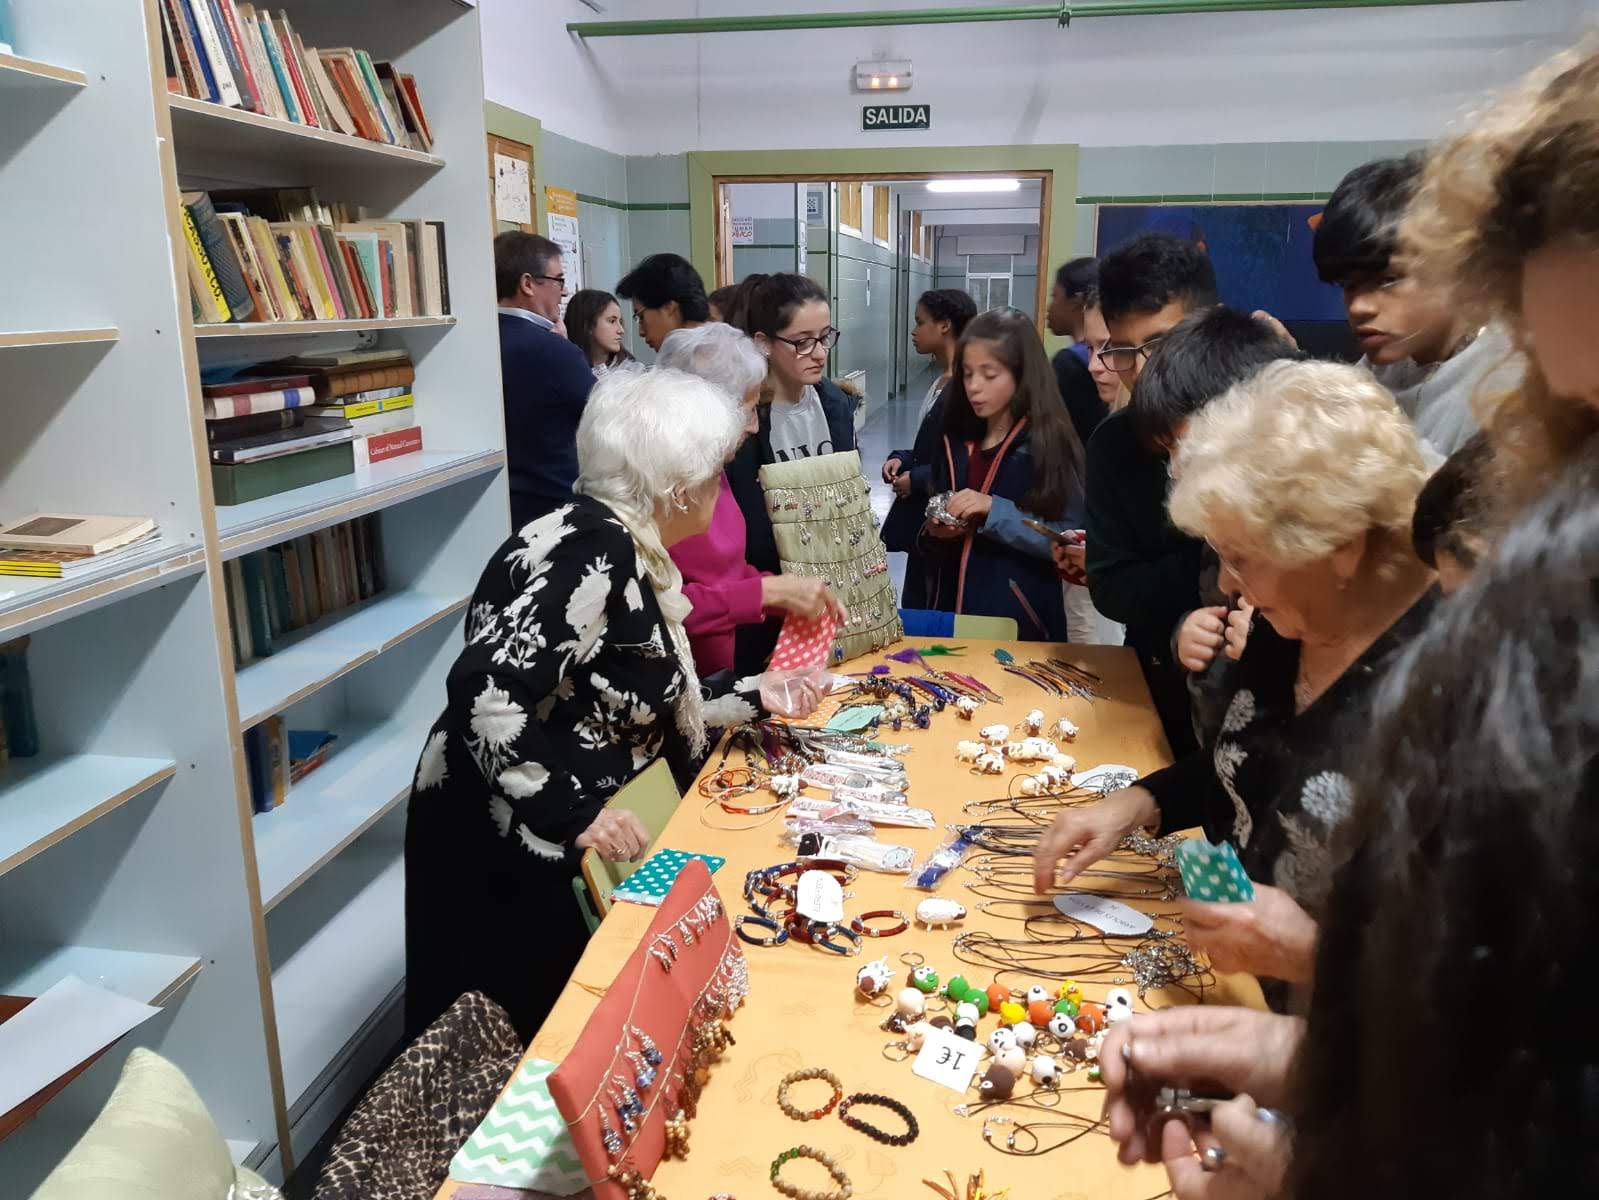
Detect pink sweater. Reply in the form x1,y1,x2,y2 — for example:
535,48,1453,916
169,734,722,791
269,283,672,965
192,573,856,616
671,474,769,675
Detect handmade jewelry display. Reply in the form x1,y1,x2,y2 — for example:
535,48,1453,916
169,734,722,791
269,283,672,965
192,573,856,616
837,1093,919,1146
777,1068,844,1121
759,450,903,663
769,1146,853,1200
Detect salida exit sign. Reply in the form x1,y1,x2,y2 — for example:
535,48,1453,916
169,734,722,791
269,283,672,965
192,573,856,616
862,103,930,132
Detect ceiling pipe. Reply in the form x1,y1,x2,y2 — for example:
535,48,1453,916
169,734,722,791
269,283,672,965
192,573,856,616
568,0,1517,37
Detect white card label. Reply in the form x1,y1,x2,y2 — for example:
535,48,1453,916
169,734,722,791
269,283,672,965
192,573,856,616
795,870,844,923
1053,892,1154,936
911,1025,982,1093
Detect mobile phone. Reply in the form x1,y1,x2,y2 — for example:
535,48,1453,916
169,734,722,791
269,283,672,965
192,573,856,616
1022,518,1084,546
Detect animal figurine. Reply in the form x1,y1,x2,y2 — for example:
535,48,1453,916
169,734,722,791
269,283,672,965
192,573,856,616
954,740,984,762
856,957,895,998
915,898,968,930
955,696,981,720
1047,1013,1075,1042
1022,709,1045,736
1025,984,1051,1005
1062,1035,1089,1062
1076,1003,1107,1035
1010,1021,1038,1049
993,1045,1026,1075
1048,753,1077,773
974,751,1005,775
896,988,926,1018
978,723,1009,746
1052,716,1080,742
988,1027,1017,1055
998,1000,1027,1026
911,965,941,993
1105,987,1135,1024
979,1064,1016,1099
1030,1055,1062,1087
905,1021,934,1051
955,1002,980,1025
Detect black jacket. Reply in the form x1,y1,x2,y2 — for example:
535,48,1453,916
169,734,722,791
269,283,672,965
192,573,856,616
881,389,947,554
498,312,596,531
1053,347,1109,448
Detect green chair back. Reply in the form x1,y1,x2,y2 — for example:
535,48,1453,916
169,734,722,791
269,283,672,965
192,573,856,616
572,758,682,931
953,614,1019,640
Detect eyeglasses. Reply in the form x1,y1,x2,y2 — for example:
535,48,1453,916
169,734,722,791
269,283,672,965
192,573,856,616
770,327,842,356
530,273,566,288
1096,335,1166,372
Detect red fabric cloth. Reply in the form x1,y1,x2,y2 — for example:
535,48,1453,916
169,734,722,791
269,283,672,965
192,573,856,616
670,474,769,675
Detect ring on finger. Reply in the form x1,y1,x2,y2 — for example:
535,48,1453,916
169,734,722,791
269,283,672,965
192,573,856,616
1200,1145,1227,1172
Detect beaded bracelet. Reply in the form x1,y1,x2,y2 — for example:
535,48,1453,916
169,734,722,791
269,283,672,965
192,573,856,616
837,1092,919,1146
849,909,909,938
770,1146,853,1200
776,1067,843,1121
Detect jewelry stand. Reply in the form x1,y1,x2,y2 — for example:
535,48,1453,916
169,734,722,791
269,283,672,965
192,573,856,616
547,860,747,1200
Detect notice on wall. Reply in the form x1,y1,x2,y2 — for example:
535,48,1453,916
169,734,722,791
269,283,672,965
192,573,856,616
493,153,532,225
544,186,583,309
730,216,756,245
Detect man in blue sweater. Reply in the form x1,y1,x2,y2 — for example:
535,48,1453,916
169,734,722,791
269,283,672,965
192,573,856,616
494,232,596,530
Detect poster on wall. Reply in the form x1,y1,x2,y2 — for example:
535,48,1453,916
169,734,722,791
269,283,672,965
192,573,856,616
493,152,532,225
544,186,583,313
730,216,756,245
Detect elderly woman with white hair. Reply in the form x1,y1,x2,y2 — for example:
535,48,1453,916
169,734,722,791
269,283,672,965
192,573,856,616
658,322,845,677
1033,360,1437,998
404,368,749,1041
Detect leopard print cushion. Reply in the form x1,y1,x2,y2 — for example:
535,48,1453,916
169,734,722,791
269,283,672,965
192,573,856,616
314,992,524,1200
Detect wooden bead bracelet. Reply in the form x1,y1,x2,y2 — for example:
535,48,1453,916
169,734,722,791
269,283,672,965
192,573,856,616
777,1067,843,1121
770,1145,853,1200
837,1092,919,1146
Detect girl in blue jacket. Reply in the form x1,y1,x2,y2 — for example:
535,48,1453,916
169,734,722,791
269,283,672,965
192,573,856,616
922,307,1085,641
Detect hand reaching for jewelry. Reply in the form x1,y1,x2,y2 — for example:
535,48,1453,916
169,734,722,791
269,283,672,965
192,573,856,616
1031,785,1159,892
1179,884,1319,981
575,807,649,862
762,575,849,624
1157,1096,1291,1200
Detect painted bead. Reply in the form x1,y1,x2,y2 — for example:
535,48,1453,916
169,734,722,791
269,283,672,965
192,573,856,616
915,898,967,929
1106,1002,1134,1025
1047,1013,1075,1041
1027,999,1054,1027
998,1001,1027,1026
974,751,1005,775
1023,709,1045,735
911,965,940,993
955,1002,980,1025
1058,980,1082,1003
1063,1035,1089,1062
1076,1003,1106,1034
1011,1022,1037,1049
985,984,1010,1011
969,990,989,1017
987,1028,1017,1054
1106,987,1134,1011
955,1020,977,1041
943,975,970,1002
856,957,894,998
897,988,926,1018
994,1046,1026,1075
955,696,980,720
979,723,1009,745
1025,985,1051,1005
1030,1055,1061,1086
979,1064,1017,1099
954,740,984,762
1054,998,1080,1018
1053,716,1080,742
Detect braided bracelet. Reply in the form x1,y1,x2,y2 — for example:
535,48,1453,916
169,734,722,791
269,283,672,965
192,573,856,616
776,1067,843,1121
837,1092,919,1146
770,1146,853,1200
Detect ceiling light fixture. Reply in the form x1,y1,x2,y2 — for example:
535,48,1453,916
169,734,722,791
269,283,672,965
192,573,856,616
854,60,912,92
926,178,1022,194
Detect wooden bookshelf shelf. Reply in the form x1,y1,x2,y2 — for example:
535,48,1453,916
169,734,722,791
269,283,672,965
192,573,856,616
253,717,430,911
0,545,206,642
233,590,468,729
0,328,119,350
267,844,405,1105
0,944,201,1006
0,754,177,880
194,316,457,339
216,448,505,560
168,94,445,174
0,51,88,90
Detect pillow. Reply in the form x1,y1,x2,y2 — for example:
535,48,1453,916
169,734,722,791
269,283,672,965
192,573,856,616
30,1048,278,1200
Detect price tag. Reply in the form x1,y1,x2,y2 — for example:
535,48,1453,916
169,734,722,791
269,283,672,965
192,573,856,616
911,1025,982,1093
795,870,844,923
1053,892,1154,936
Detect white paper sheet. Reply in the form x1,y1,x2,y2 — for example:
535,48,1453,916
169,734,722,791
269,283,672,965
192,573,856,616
493,152,532,225
0,975,161,1114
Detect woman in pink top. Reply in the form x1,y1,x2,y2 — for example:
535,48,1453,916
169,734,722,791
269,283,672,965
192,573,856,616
660,323,846,675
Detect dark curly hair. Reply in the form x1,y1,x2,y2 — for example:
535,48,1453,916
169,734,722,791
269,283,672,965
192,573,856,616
1291,446,1599,1200
917,288,978,339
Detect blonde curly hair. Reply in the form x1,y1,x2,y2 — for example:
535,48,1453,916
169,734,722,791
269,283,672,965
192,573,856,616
1403,43,1599,502
1169,360,1428,578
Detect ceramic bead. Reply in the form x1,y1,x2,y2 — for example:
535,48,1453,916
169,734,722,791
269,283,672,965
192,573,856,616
999,1001,1027,1026
1075,1003,1106,1034
1063,1035,1089,1062
969,990,989,1017
1030,1055,1061,1086
974,751,1005,775
1024,709,1045,735
944,975,970,1001
979,723,1009,745
1046,1013,1075,1041
985,983,1010,1011
856,958,894,998
1053,716,1080,742
911,965,940,994
1054,998,1079,1018
955,1002,980,1025
1025,985,1050,1004
988,1027,1017,1054
1027,999,1054,1027
905,1021,933,1051
1058,980,1082,1003
1011,1022,1037,1049
994,1046,1026,1075
954,740,984,762
979,1064,1016,1099
1106,987,1134,1011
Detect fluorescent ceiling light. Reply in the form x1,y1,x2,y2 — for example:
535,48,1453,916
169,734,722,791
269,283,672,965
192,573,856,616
926,178,1022,194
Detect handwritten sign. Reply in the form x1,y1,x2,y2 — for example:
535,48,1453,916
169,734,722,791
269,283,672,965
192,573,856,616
730,216,755,244
912,1025,981,1093
1053,893,1154,937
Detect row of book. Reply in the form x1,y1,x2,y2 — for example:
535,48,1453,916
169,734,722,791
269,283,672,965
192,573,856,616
158,1,435,153
205,348,425,505
0,638,39,770
223,513,387,667
182,187,450,326
243,719,339,813
0,514,162,581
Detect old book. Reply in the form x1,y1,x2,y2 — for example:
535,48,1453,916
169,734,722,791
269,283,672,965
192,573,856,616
183,192,254,321
397,73,434,149
303,45,355,136
235,6,284,120
269,13,318,128
211,442,355,506
202,385,315,420
0,514,156,556
206,408,300,444
209,424,353,465
186,0,241,106
210,0,262,112
180,204,230,323
254,7,300,122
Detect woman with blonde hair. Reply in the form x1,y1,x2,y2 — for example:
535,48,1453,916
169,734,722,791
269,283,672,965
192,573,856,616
1404,44,1599,503
1033,360,1435,997
404,369,745,1041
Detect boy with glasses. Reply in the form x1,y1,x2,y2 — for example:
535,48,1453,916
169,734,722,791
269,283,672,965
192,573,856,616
616,252,711,353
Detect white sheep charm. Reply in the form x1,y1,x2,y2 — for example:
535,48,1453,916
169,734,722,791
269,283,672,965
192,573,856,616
1053,716,1080,742
979,723,1010,746
915,897,967,930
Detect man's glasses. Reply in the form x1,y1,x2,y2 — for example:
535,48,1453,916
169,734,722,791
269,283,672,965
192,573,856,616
531,273,566,288
1096,335,1166,372
770,327,842,356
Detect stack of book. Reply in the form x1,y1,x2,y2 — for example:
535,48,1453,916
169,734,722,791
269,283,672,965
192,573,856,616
158,2,435,153
204,348,422,504
0,637,40,770
0,514,161,581
181,187,450,326
223,513,386,666
242,722,339,814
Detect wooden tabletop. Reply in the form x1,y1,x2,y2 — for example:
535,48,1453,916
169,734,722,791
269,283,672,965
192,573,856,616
438,639,1259,1200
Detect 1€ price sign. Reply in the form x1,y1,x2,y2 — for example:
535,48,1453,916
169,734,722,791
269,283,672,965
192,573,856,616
911,1026,981,1093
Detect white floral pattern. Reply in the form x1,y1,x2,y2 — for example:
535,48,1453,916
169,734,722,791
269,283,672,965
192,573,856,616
415,731,449,791
1299,770,1354,825
1214,740,1253,847
1220,689,1256,735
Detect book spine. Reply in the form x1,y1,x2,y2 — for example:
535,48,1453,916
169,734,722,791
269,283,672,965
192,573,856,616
210,0,260,112
399,73,434,148
289,30,333,129
272,15,319,128
270,230,315,320
306,50,355,135
180,204,232,323
257,12,300,123
365,514,387,593
266,715,288,807
354,51,397,143
206,409,298,442
430,221,450,315
269,546,296,635
227,558,253,663
188,0,242,107
219,214,273,321
185,194,254,321
313,225,355,319
281,537,305,628
354,425,423,469
160,0,200,96
294,537,321,622
243,725,269,814
174,0,221,102
237,6,283,120
246,216,299,318
240,553,274,657
158,2,183,93
203,385,315,420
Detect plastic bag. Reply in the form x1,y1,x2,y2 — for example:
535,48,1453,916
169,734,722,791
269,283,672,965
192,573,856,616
784,822,915,873
759,667,830,719
905,833,975,889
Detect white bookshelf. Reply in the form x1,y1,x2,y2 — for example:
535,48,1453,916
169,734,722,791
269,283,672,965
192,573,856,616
0,0,508,1188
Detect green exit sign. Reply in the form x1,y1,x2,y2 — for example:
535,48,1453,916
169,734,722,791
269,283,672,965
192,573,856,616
862,103,930,132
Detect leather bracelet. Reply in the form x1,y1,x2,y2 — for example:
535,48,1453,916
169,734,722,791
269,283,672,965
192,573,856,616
734,914,789,947
770,1146,851,1200
776,1067,843,1121
838,1092,919,1146
850,909,909,938
779,913,861,956
719,795,790,816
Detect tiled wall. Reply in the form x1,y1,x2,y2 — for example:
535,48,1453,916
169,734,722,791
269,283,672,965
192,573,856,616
1070,139,1426,257
833,228,899,421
